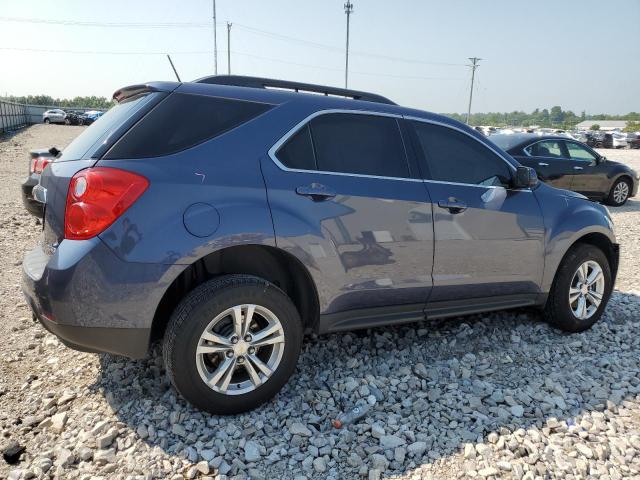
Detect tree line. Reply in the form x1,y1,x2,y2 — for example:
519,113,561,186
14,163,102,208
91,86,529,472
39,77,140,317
443,106,640,130
1,95,114,109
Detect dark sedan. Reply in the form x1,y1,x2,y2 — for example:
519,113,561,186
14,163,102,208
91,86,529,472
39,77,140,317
491,134,638,206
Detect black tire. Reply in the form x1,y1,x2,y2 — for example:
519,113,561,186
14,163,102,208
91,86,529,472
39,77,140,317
163,274,303,414
43,118,50,124
64,118,71,125
544,244,612,333
605,177,632,206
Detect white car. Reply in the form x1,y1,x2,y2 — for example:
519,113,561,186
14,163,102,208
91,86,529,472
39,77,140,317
42,109,67,124
612,132,628,149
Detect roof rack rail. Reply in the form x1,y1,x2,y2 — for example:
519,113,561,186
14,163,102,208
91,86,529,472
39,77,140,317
193,75,396,105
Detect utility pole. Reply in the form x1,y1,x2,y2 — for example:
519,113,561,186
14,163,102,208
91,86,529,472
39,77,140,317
344,1,353,88
466,57,481,125
227,22,232,75
212,0,218,75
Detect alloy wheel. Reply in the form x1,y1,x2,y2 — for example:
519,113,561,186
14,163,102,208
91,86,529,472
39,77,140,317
569,260,605,320
613,181,629,204
195,304,285,395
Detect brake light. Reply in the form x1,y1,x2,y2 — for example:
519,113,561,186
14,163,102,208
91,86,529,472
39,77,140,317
64,167,149,240
31,156,51,174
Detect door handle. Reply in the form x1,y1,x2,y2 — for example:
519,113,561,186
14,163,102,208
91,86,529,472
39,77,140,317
573,166,584,170
538,162,549,166
295,183,336,202
438,199,467,214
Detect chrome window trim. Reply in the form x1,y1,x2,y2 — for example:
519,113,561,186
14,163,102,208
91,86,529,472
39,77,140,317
267,109,423,183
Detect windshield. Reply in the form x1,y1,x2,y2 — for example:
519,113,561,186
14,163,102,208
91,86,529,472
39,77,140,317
58,92,159,161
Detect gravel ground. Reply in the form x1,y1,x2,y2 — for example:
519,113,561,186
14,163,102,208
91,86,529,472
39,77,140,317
1,125,639,480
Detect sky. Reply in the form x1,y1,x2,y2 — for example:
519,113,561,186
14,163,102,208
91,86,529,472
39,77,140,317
0,0,638,115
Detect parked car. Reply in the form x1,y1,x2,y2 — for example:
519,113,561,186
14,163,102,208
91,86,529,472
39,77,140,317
21,148,59,216
42,109,67,124
78,110,104,126
612,132,628,149
63,110,84,125
491,134,638,206
23,76,620,414
627,132,640,149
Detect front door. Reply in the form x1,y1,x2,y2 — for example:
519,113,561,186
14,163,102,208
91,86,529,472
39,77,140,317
564,140,606,198
261,111,434,322
514,139,574,190
408,120,545,303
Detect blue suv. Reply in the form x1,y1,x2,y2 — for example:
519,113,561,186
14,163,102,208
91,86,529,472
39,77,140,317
23,76,619,414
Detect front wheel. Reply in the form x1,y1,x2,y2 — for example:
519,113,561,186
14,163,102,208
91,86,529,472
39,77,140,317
606,177,631,206
43,118,50,124
163,275,303,414
544,244,612,333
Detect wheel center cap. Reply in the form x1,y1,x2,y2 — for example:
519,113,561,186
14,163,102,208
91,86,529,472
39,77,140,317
233,341,249,356
580,284,589,295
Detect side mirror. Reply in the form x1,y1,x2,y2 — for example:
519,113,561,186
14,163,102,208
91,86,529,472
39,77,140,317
598,156,606,163
513,166,539,189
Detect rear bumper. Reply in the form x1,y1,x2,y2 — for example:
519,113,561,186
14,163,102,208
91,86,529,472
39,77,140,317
21,175,44,217
22,238,182,359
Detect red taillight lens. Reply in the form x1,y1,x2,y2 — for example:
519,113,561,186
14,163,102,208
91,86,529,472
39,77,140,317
31,156,51,174
64,167,149,240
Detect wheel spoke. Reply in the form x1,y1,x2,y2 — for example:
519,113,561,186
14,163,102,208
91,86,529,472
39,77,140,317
569,287,581,304
252,333,285,348
219,358,237,393
251,322,281,343
248,353,272,377
197,344,230,355
244,357,263,386
586,265,602,286
201,331,232,346
244,304,256,336
208,356,236,388
577,263,588,282
576,296,587,319
232,306,244,337
587,291,602,307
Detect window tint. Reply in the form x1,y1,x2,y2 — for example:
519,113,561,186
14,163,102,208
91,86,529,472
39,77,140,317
276,124,316,170
309,113,409,178
525,140,565,158
105,93,271,159
411,122,511,186
566,142,597,162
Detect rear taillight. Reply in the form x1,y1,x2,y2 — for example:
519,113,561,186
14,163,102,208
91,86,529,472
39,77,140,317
30,156,51,174
64,167,149,240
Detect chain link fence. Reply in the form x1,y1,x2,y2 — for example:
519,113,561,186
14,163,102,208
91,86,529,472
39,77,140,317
0,100,29,134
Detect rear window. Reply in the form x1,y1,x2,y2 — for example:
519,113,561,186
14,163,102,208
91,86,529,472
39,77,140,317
59,93,159,161
104,93,272,159
275,124,316,170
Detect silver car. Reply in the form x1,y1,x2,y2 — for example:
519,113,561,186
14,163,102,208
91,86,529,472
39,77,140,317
42,109,67,124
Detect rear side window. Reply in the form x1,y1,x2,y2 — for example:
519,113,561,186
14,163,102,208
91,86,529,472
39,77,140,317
310,113,409,178
276,124,316,170
105,93,272,159
411,121,512,186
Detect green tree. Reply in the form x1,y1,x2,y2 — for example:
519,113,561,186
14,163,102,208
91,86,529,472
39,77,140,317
623,121,640,133
590,124,601,131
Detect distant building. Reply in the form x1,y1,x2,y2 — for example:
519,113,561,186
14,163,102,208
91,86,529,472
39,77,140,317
575,120,627,131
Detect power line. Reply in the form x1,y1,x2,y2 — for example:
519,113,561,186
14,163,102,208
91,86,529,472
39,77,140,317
0,15,466,68
0,46,465,82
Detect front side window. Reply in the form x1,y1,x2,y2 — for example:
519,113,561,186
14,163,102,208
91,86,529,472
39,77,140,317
525,140,566,158
309,113,410,178
411,121,512,186
565,141,598,162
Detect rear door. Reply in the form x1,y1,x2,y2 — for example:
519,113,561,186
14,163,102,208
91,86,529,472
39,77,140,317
564,140,606,197
514,139,573,189
261,111,434,322
408,120,545,304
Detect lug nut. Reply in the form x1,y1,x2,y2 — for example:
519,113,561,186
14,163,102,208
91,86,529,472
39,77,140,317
244,334,252,342
230,336,239,344
237,356,245,364
226,351,234,358
248,347,256,354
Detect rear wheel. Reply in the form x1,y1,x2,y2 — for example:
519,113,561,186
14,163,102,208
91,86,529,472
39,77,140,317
43,118,50,124
606,177,631,206
544,244,611,333
163,274,303,414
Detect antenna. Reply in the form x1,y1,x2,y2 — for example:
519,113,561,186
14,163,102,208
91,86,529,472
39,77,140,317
166,54,181,82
